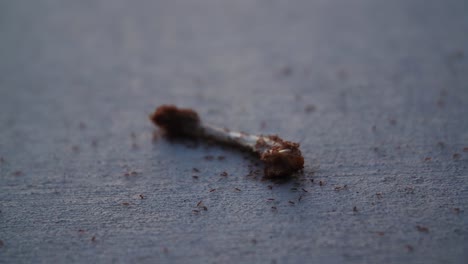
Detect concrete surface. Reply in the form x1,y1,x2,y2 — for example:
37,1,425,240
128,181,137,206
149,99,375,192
1,0,467,263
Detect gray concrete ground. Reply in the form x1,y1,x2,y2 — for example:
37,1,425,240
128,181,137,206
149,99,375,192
0,0,467,263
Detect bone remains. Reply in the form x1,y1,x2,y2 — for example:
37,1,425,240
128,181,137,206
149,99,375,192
150,105,304,177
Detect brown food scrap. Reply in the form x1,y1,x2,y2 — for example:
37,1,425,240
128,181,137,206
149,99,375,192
235,188,241,191
202,206,208,211
453,153,461,159
319,181,325,186
71,145,80,153
424,157,432,161
78,229,86,234
192,175,199,179
259,136,304,178
220,171,228,177
209,189,216,193
162,247,169,254
121,202,130,206
453,208,461,214
376,193,383,199
416,225,429,233
139,194,145,199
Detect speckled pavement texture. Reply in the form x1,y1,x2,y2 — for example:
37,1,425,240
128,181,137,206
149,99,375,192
0,0,467,263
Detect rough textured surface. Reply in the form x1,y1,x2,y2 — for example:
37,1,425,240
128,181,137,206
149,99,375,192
1,0,467,263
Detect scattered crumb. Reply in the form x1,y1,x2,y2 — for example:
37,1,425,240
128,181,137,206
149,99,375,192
424,157,432,161
353,206,358,212
437,141,445,148
78,229,86,234
389,118,397,125
192,175,199,179
376,232,385,236
280,66,292,77
463,147,468,152
453,208,461,214
91,139,98,148
209,189,216,193
376,193,383,199
217,155,225,161
288,201,295,205
202,206,208,211
453,153,461,159
302,188,308,193
235,188,241,191
192,168,200,173
371,125,377,132
220,171,228,177
416,225,429,233
290,187,298,191
298,195,303,202
304,104,316,113
405,245,414,252
197,200,203,207
139,194,145,199
271,206,277,210
0,240,4,247
268,185,273,190
91,236,96,242
319,181,325,186
204,155,214,161
12,170,22,176
121,202,130,206
192,210,199,214
267,198,275,201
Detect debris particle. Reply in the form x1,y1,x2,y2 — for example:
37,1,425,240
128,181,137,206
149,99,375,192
463,147,468,152
437,141,445,148
301,188,308,193
319,181,325,186
139,194,145,199
220,171,228,177
271,206,277,210
453,153,461,159
376,232,385,236
192,175,199,179
192,168,200,173
217,155,226,160
298,195,303,202
12,170,22,176
121,202,130,206
78,229,86,233
304,104,316,113
204,155,214,161
209,189,216,193
290,187,298,191
192,210,199,214
353,206,358,212
162,247,169,254
389,118,397,125
416,225,429,233
267,198,275,201
424,157,432,161
202,206,208,211
251,239,257,244
288,201,295,205
150,105,304,178
235,188,241,191
78,122,87,130
197,200,203,207
0,240,4,247
91,236,96,242
405,245,414,252
376,193,383,199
